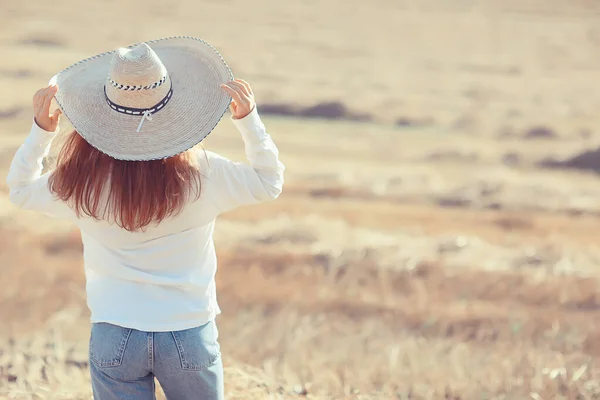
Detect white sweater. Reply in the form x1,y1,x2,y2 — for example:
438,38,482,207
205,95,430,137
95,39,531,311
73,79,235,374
6,108,284,332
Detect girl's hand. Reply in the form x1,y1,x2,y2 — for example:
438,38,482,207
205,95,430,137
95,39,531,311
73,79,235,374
33,85,61,132
220,79,256,120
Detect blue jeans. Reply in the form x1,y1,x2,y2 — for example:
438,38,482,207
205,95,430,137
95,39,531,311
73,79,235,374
89,320,224,400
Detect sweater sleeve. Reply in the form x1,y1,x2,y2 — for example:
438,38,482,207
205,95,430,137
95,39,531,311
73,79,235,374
5,121,73,218
205,107,285,214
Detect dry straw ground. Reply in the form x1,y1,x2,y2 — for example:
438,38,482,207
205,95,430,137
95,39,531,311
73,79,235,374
3,0,600,399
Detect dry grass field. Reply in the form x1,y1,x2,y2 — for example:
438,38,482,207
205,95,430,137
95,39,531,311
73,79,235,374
3,0,600,398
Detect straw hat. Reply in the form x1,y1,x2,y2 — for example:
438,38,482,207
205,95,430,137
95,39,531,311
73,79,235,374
50,36,233,161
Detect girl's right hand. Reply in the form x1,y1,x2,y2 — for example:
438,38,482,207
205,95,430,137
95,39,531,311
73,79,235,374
220,79,256,120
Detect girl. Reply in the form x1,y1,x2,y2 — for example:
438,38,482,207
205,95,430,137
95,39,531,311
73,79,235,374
6,37,284,400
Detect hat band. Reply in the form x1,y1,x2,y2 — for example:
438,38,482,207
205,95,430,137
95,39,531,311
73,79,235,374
104,85,174,132
104,85,173,116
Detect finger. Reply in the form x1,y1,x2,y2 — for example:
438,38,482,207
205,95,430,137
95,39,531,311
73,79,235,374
221,83,244,104
227,81,251,98
227,84,251,104
34,91,46,104
39,85,57,96
33,89,44,106
235,79,253,95
234,80,252,97
47,85,59,97
41,92,54,115
42,84,57,101
49,109,61,125
33,86,55,115
226,80,247,94
220,83,237,98
33,98,45,115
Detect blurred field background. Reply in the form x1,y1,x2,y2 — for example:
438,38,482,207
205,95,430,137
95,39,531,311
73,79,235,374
3,0,600,398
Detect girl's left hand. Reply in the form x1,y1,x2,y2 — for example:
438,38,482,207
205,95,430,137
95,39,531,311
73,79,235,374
33,85,62,132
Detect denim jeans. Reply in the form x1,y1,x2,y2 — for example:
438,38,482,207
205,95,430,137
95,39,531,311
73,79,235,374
89,320,223,400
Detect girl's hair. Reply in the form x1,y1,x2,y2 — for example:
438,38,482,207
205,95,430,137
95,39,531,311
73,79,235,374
48,130,201,232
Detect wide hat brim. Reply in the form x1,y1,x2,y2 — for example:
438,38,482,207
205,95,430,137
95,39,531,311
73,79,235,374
52,36,234,161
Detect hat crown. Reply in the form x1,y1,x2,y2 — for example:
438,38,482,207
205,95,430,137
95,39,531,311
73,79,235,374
105,43,172,109
109,44,168,88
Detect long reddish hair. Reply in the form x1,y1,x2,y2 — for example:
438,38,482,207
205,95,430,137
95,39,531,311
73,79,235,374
48,130,201,232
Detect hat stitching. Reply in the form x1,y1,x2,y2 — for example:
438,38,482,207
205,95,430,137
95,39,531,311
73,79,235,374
108,76,167,91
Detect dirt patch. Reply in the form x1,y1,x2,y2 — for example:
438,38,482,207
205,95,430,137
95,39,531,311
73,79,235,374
260,101,372,122
0,69,34,79
425,150,478,162
523,126,558,140
395,116,435,128
493,216,534,231
16,36,65,48
538,148,600,173
501,152,522,167
0,107,26,120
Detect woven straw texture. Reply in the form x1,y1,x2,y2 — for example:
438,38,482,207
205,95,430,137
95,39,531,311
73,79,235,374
52,36,234,161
